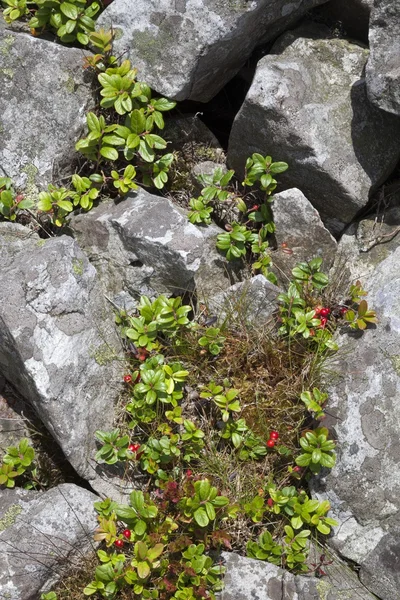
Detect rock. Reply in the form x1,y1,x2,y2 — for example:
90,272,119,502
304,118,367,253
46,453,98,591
0,24,94,194
227,23,400,234
330,202,400,289
312,0,372,43
96,0,328,102
70,189,237,304
0,484,97,599
221,550,377,599
366,0,400,116
207,275,281,326
271,188,337,283
312,244,400,600
0,223,122,486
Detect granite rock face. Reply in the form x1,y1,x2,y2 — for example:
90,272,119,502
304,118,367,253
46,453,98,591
70,189,237,304
0,484,97,599
96,0,328,102
221,551,377,600
228,24,400,233
313,245,400,600
0,223,122,485
0,21,94,193
207,275,281,326
271,188,337,282
366,0,400,115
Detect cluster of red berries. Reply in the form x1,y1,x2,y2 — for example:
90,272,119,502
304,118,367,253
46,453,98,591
128,443,143,459
114,529,131,548
314,306,331,328
266,430,279,448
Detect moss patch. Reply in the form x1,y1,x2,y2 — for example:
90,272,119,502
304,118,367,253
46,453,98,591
89,343,117,366
72,258,84,276
0,34,15,56
0,68,14,79
21,163,40,204
0,503,22,532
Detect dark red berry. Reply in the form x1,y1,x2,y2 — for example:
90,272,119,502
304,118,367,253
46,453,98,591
266,439,275,448
267,498,274,507
114,539,124,548
269,431,279,440
122,529,131,539
340,307,348,316
123,374,132,383
128,443,140,453
319,317,328,328
186,469,193,478
319,308,330,317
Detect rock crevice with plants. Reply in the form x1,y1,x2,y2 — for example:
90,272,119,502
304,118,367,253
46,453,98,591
0,1,399,599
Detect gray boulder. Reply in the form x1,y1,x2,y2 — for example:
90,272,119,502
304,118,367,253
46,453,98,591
0,223,122,486
228,23,400,233
0,23,94,193
96,0,328,102
271,188,337,283
221,551,377,599
207,275,281,326
0,484,97,599
70,189,237,304
366,0,400,115
313,244,400,600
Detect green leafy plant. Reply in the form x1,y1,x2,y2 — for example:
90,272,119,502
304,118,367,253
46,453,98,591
0,438,37,489
198,167,235,203
216,223,252,260
198,326,226,356
296,427,336,474
111,165,138,194
246,529,283,564
200,381,241,422
188,197,214,225
345,299,377,330
291,258,329,293
0,177,34,221
243,153,288,196
300,388,327,420
2,0,29,23
29,0,101,45
178,479,229,528
94,429,130,465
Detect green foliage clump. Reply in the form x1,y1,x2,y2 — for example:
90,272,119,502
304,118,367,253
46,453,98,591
0,438,37,489
0,177,34,221
186,155,288,285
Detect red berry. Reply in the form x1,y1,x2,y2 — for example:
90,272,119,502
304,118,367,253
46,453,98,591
293,466,302,473
122,529,131,539
114,539,124,548
123,374,132,383
314,306,322,316
319,317,328,328
128,443,140,453
340,307,348,316
267,498,274,507
186,469,193,478
320,308,330,317
266,439,275,448
269,431,279,440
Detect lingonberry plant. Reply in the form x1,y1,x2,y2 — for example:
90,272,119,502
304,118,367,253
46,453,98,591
186,155,288,284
